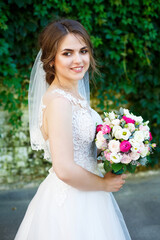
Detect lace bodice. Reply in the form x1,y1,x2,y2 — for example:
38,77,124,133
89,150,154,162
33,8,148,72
39,88,102,172
38,88,103,206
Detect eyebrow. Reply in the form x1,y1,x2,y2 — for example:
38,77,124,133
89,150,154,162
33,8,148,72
61,46,88,52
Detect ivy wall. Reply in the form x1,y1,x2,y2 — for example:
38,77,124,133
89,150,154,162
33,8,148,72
0,0,160,184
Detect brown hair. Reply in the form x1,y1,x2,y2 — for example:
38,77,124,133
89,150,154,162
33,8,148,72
39,19,97,85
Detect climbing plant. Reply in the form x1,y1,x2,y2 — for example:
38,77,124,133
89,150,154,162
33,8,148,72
0,0,159,168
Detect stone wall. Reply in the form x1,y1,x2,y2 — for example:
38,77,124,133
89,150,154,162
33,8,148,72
0,109,51,186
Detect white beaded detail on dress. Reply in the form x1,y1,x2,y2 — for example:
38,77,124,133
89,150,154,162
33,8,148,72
38,88,103,206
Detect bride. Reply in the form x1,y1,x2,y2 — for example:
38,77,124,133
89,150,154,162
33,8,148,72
14,19,131,239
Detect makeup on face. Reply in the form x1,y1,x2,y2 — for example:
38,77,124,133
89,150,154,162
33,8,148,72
54,34,90,82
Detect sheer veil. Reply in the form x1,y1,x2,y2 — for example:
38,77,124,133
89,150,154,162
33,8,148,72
28,49,90,153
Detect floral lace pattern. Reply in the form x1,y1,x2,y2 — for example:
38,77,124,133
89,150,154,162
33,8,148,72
38,88,103,206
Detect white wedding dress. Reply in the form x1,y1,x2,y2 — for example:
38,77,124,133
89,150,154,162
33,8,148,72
14,89,131,240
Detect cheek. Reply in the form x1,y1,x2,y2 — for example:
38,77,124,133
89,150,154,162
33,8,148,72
84,54,90,63
84,55,90,67
55,56,71,69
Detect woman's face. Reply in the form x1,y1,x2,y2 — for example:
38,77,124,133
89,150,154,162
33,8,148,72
54,33,90,83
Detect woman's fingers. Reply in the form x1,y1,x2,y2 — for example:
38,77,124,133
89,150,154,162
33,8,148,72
122,174,127,179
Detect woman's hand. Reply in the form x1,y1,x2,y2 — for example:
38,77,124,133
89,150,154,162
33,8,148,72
103,172,126,192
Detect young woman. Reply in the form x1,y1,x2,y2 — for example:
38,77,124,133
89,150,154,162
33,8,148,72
14,19,131,240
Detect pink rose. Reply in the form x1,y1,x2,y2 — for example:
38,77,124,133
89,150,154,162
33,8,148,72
96,124,103,133
149,132,152,141
102,124,111,135
104,151,111,161
120,140,131,152
122,116,135,124
129,152,140,161
121,154,132,164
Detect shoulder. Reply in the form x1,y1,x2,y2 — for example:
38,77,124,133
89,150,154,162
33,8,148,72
43,91,72,111
46,95,73,141
46,95,72,118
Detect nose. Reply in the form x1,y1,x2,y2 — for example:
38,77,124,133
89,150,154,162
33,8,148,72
73,52,82,64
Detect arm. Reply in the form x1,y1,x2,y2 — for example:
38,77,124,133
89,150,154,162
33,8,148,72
46,97,125,192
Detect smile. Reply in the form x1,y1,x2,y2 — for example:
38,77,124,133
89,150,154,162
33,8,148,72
70,66,84,73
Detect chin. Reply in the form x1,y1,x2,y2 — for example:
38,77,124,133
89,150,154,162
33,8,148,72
70,73,86,81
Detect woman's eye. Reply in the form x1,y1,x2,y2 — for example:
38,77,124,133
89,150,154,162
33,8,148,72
63,52,71,56
81,49,88,54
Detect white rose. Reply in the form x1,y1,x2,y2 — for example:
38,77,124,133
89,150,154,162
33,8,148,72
96,141,108,150
96,131,107,150
114,129,123,139
112,126,122,137
108,140,120,153
133,131,144,142
110,153,122,163
120,128,131,140
140,147,149,158
109,111,116,121
96,140,103,149
140,144,149,158
112,119,120,126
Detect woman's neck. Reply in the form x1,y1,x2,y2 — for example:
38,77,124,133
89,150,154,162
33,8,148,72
50,76,79,96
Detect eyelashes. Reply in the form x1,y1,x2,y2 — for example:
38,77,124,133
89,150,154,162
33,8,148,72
63,49,88,56
81,49,88,54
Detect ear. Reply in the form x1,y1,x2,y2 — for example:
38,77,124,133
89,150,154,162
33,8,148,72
50,61,54,67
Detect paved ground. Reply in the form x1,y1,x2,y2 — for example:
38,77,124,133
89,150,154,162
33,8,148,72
0,171,160,240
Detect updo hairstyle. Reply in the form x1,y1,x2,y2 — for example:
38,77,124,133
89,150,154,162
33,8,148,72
39,19,97,85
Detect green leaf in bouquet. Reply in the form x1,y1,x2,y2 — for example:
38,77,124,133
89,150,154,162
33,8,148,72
126,164,137,173
103,134,112,140
123,165,127,173
104,161,112,173
114,110,119,115
128,134,134,139
112,163,123,172
139,157,148,166
119,107,124,115
104,112,109,117
121,121,126,128
115,108,124,116
135,123,140,128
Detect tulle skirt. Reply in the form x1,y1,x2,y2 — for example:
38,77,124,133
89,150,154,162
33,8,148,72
14,168,131,240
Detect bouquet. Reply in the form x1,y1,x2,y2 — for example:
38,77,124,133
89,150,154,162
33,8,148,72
95,108,156,175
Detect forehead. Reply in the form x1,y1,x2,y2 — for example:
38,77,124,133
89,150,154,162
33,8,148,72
58,33,87,51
